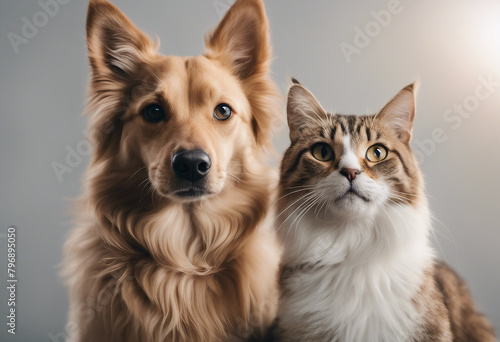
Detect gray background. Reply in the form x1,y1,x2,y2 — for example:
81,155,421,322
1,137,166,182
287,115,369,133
1,0,499,340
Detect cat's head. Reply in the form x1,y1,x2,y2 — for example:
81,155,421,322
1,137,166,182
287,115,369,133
279,79,424,220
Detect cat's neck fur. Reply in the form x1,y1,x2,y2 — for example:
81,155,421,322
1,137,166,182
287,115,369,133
281,201,433,267
278,203,435,342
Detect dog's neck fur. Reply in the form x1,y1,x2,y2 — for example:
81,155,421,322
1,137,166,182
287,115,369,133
278,203,435,342
88,156,272,274
66,157,279,341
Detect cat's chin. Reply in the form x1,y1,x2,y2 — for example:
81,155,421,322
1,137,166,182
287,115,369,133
330,194,373,215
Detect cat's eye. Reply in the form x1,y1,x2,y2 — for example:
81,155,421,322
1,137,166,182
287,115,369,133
142,104,166,123
214,103,232,121
366,145,388,162
311,143,334,162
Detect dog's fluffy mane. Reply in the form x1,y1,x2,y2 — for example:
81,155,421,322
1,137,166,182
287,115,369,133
63,0,281,341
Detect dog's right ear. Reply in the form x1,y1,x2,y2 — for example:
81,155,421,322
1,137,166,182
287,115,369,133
86,0,155,79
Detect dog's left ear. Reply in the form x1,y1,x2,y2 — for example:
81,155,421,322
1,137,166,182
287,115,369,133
206,0,280,149
205,0,270,80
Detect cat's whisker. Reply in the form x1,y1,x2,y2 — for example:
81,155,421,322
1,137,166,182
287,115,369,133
391,189,436,201
389,191,422,199
279,195,319,242
279,192,319,233
429,223,448,263
280,193,318,227
292,195,321,228
388,192,420,205
277,187,317,201
324,196,334,219
427,211,459,262
275,192,317,226
315,197,328,219
289,195,322,234
378,203,400,235
390,190,426,199
284,185,317,190
386,198,450,263
389,190,458,259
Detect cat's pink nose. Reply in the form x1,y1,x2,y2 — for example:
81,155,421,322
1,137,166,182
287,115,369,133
340,168,360,181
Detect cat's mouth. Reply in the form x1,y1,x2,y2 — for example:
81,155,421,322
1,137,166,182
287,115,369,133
336,188,370,203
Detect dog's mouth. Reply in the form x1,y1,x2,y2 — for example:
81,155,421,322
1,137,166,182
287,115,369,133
175,188,209,198
170,185,214,201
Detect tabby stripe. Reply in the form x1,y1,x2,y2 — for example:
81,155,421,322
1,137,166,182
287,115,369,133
331,126,337,140
339,121,346,134
365,126,371,141
285,148,309,175
355,122,362,135
391,149,411,177
346,115,357,131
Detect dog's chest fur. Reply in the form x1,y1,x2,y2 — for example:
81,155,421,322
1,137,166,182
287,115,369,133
277,206,434,342
66,200,281,342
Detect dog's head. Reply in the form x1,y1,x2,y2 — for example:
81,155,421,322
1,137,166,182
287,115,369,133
85,0,280,203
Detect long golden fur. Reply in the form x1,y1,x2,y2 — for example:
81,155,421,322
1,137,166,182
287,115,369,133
62,0,281,341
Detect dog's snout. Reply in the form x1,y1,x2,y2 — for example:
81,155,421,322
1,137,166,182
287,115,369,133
172,149,211,182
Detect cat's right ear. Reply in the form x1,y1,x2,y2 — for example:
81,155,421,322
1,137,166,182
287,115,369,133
86,0,156,79
287,80,327,142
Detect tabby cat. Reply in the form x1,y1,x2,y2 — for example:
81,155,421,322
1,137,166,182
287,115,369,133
273,79,495,342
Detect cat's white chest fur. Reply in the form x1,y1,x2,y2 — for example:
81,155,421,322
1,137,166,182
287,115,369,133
278,204,434,342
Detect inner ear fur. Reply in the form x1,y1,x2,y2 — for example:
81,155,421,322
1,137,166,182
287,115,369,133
378,83,417,143
205,0,270,80
86,0,156,78
286,80,328,142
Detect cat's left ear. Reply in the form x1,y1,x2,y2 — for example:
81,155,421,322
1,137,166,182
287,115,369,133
378,83,417,143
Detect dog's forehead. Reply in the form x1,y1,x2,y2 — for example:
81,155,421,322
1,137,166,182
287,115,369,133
152,55,248,117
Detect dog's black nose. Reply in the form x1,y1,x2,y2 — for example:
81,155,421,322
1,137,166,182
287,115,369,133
172,149,211,182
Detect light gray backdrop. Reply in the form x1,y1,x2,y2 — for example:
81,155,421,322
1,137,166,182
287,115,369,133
1,0,499,341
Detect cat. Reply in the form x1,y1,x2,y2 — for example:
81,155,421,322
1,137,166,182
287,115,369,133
272,79,495,342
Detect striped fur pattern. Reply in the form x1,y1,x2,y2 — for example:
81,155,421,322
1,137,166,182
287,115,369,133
273,80,495,342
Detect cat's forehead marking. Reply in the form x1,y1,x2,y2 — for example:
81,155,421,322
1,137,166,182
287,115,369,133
332,114,376,147
339,135,362,170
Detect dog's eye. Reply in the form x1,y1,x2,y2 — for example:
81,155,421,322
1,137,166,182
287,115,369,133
366,144,388,162
142,104,166,123
213,103,232,121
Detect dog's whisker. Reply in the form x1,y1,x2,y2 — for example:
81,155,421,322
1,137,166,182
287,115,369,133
127,166,147,182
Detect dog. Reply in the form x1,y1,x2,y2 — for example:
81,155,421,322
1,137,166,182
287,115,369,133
62,0,282,341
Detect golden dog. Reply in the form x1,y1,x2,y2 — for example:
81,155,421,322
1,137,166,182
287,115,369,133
62,0,281,341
